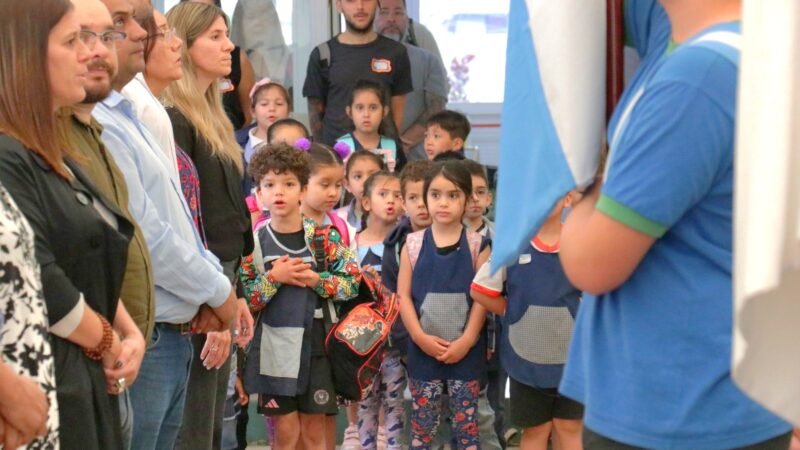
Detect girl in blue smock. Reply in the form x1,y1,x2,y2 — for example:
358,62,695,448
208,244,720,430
397,161,490,450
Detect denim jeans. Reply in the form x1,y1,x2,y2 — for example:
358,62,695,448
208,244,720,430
129,324,193,450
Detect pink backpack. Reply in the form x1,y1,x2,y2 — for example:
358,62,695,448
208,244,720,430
327,211,350,247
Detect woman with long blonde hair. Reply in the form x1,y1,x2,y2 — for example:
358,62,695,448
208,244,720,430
163,3,253,449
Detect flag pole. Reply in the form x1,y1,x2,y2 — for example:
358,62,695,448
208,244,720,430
606,0,625,121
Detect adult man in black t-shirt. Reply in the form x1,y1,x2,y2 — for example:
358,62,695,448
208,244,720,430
303,0,413,147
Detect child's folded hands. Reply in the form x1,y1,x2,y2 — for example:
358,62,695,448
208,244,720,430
416,333,449,359
269,255,312,286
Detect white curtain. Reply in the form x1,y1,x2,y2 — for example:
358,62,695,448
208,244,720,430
732,0,800,426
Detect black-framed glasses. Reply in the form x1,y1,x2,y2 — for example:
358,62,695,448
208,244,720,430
79,30,127,50
148,28,178,45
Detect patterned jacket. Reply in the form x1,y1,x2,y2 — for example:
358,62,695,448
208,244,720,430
239,216,361,311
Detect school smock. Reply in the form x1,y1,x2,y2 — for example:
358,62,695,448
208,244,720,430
381,216,414,354
559,21,791,449
241,218,361,397
472,238,580,389
407,228,486,381
243,224,320,397
381,215,413,293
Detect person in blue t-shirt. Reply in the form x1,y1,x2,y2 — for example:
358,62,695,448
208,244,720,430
558,1,792,449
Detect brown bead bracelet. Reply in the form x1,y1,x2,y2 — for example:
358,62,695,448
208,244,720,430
82,315,113,361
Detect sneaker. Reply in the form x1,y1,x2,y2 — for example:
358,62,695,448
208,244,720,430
342,424,362,450
377,426,387,450
504,427,521,447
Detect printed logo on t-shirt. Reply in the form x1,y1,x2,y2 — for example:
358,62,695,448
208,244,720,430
371,58,392,73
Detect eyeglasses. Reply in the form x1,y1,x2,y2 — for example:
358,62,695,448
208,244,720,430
472,188,490,198
79,30,127,50
149,28,178,44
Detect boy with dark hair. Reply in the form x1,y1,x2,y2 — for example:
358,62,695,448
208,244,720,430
461,159,495,239
424,109,471,160
382,160,433,293
240,143,361,450
460,159,506,446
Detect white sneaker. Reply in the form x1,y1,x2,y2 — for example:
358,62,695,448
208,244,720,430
341,424,362,450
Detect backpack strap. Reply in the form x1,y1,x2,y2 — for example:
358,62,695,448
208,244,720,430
406,18,418,47
406,230,425,270
326,211,350,247
251,230,265,274
379,136,397,153
311,225,340,329
317,41,331,69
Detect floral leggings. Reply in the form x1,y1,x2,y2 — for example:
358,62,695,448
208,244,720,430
358,351,407,450
409,377,481,450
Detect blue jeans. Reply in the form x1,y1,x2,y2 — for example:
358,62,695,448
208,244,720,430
130,324,193,450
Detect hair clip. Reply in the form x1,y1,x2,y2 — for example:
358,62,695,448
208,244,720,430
333,141,351,160
293,137,312,151
248,77,273,103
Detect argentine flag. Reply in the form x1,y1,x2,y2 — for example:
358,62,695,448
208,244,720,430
493,0,607,270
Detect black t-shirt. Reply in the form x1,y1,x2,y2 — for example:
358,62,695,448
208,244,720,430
303,34,413,145
270,226,306,252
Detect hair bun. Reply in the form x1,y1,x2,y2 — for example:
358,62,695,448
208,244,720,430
333,141,351,160
293,137,312,151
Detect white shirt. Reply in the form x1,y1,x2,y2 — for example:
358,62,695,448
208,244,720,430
94,91,231,323
122,74,181,184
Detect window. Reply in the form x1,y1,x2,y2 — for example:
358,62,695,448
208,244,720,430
418,0,509,104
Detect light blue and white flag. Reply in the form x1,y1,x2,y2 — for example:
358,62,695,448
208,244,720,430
492,0,606,270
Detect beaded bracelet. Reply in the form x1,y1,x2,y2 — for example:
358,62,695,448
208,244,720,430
82,315,113,361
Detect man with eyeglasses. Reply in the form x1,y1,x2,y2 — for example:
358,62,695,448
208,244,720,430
374,0,442,64
67,1,150,448
88,1,241,450
375,0,448,162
